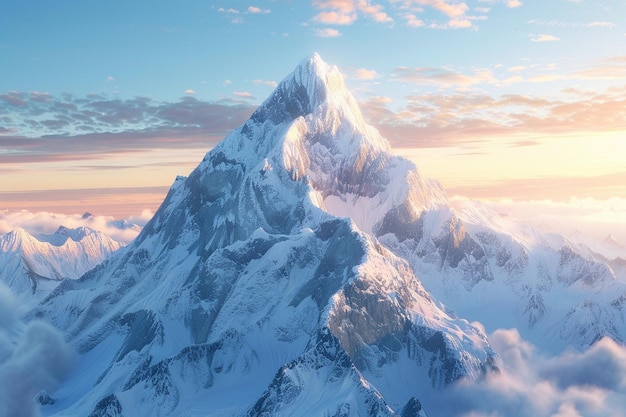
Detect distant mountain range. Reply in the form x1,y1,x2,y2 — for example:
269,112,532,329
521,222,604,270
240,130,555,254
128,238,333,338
0,223,126,305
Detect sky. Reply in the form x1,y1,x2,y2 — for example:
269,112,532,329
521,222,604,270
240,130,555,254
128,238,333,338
1,0,626,240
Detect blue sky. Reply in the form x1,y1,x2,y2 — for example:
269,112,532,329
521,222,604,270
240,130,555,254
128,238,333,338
1,0,626,225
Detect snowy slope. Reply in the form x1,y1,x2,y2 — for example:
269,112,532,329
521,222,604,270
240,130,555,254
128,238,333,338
378,198,626,353
33,54,496,417
0,226,124,303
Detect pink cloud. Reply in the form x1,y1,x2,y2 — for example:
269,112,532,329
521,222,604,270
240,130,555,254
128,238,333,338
312,0,355,14
355,68,379,80
356,0,393,23
247,6,270,14
313,10,357,25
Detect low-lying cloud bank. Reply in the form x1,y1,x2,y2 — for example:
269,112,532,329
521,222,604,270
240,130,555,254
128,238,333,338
0,284,72,417
472,197,626,255
0,209,152,244
425,328,626,417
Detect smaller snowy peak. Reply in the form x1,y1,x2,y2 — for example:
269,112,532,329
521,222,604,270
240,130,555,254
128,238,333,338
0,225,126,299
604,234,623,248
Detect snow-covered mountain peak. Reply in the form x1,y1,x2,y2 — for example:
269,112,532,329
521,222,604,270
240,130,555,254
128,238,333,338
188,53,446,238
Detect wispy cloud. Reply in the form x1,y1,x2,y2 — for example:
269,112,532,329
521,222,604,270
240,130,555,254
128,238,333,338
253,79,278,88
471,196,626,244
248,6,270,14
354,68,379,79
233,91,255,99
393,66,497,87
315,27,342,37
530,33,560,42
313,10,357,24
0,91,254,141
360,82,626,148
218,7,240,14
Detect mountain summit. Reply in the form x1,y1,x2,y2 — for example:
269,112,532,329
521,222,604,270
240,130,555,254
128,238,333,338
34,54,495,417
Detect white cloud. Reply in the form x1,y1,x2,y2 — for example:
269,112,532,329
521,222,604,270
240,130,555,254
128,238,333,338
0,284,73,417
530,33,560,42
315,28,342,37
473,197,626,246
253,79,278,88
217,7,239,14
184,89,196,95
233,91,255,99
507,0,522,8
218,7,240,14
423,328,626,417
248,6,270,14
508,65,526,72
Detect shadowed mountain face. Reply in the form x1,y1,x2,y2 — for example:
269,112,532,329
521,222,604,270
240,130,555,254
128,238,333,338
33,54,496,417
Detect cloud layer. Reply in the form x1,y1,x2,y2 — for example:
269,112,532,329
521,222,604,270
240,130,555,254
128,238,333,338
0,93,255,164
0,284,72,417
424,328,626,417
0,209,151,244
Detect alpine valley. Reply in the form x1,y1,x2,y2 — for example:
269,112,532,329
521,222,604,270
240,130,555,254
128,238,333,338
22,55,626,416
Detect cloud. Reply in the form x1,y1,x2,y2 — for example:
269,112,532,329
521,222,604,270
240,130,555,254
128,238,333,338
0,283,73,417
464,196,626,245
404,13,425,27
448,17,472,28
530,33,560,42
248,6,270,14
586,21,615,28
506,0,522,8
393,66,497,87
413,0,469,18
508,65,526,72
312,0,393,26
253,79,278,88
315,27,342,37
355,68,379,80
422,329,626,417
0,92,255,163
184,89,196,95
233,91,255,99
0,209,149,244
356,0,394,23
218,7,239,14
313,10,357,25
359,83,626,149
